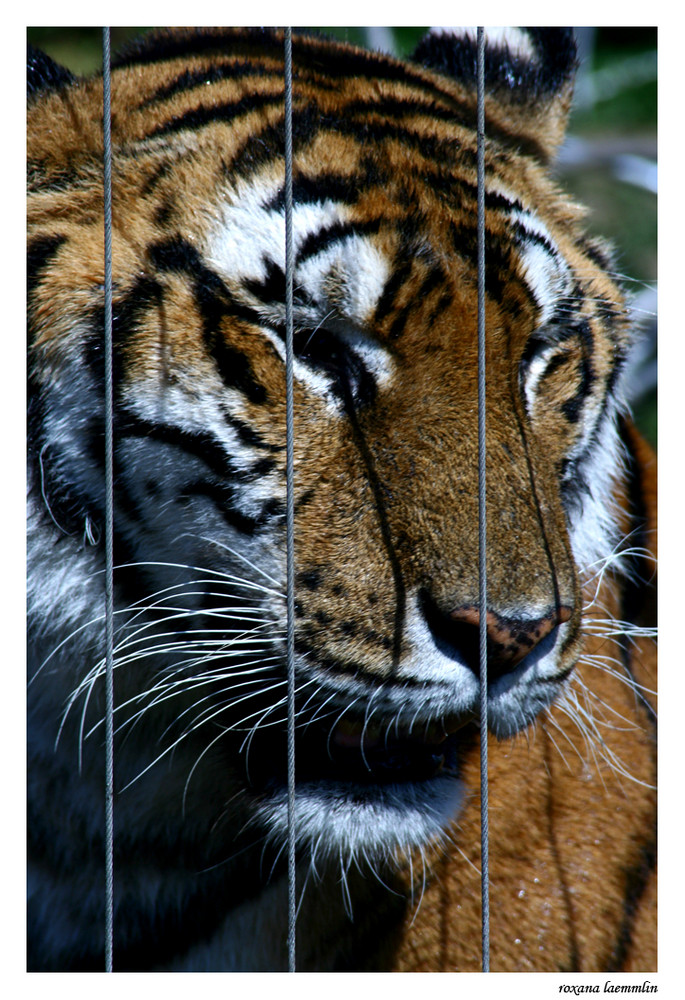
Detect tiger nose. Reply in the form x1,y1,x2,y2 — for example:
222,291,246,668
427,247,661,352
419,591,572,682
448,604,573,681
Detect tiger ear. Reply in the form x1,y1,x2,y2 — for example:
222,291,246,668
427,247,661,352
411,27,577,163
27,44,75,101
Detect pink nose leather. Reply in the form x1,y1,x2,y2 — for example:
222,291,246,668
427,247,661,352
449,604,573,669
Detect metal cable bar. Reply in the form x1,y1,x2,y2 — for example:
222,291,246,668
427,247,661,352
101,25,115,975
283,25,297,975
476,25,490,974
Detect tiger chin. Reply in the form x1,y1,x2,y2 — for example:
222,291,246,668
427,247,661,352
27,28,656,972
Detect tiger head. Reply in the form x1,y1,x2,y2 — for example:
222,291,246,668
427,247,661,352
28,28,633,877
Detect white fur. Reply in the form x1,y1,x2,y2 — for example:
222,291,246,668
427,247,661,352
511,209,573,326
429,27,536,61
206,173,390,328
297,234,391,328
204,171,394,412
568,409,626,576
254,771,465,864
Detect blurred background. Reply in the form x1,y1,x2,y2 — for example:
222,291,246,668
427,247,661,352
27,26,657,448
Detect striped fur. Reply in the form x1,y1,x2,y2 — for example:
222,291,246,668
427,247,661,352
27,28,655,971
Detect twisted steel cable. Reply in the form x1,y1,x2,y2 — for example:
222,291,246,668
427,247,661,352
476,25,490,973
102,25,115,975
283,25,297,975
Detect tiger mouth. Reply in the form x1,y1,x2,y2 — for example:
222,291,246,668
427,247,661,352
245,714,477,788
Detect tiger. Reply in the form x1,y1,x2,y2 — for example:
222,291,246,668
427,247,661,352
27,27,656,972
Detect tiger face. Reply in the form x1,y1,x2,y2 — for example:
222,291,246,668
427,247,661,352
28,28,641,968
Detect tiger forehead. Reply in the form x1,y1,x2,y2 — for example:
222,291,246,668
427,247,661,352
105,36,473,129
200,158,583,341
30,33,529,201
28,32,626,365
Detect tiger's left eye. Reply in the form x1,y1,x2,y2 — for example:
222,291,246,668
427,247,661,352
294,328,377,407
295,328,344,369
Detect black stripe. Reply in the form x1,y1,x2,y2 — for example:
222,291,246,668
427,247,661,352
112,27,280,69
576,234,616,274
246,457,277,479
386,264,447,341
242,219,384,310
145,91,283,140
512,220,558,259
386,301,413,342
93,411,281,537
153,196,176,229
449,221,512,304
222,99,474,193
607,836,657,972
264,169,384,212
119,413,279,485
222,106,461,200
336,94,470,137
182,480,283,536
547,300,583,336
27,162,86,195
115,27,548,159
296,217,383,266
27,233,67,300
560,320,595,424
148,237,268,404
270,323,378,409
374,253,416,327
291,35,551,162
616,416,656,627
225,104,325,184
337,115,465,171
236,219,384,305
117,414,236,482
435,171,526,217
295,488,315,511
333,96,547,164
338,94,531,163
560,384,588,424
605,351,628,400
242,260,286,308
427,289,455,328
86,274,164,393
141,59,275,108
147,237,261,326
222,409,283,452
540,350,569,380
141,159,174,195
112,28,472,117
593,292,624,335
